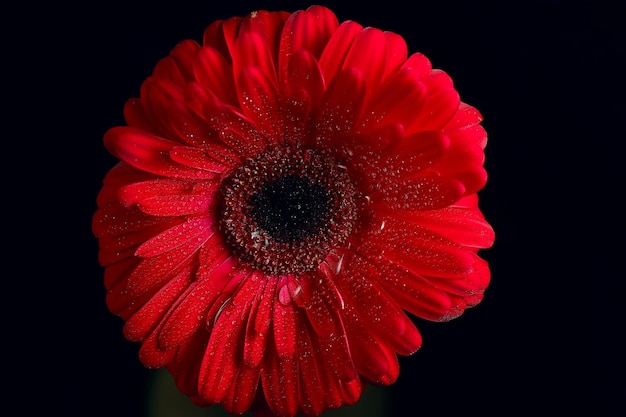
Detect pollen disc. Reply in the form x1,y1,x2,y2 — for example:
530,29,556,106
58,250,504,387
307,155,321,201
218,146,357,274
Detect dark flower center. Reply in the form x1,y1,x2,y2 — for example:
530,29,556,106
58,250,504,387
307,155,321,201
218,146,357,275
250,174,329,243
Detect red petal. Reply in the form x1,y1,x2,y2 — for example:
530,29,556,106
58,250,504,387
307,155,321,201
381,31,408,81
244,277,274,368
342,27,387,89
237,66,284,141
166,329,212,400
281,68,315,146
167,39,201,84
373,175,466,212
102,255,135,289
118,178,190,206
126,235,203,296
273,288,298,359
406,205,495,248
374,263,453,321
198,234,232,276
238,10,290,64
93,202,172,239
135,216,213,257
341,302,402,384
318,21,363,83
421,69,454,92
329,131,396,163
169,146,229,173
437,144,487,195
104,259,139,315
157,257,237,350
428,254,491,301
143,78,218,147
152,56,186,87
386,130,450,174
432,294,468,322
361,216,475,279
445,101,484,130
99,163,153,195
165,105,218,149
359,68,428,132
448,123,488,150
262,349,299,417
349,130,449,192
311,344,361,407
138,330,177,368
232,31,278,93
194,46,238,106
294,327,325,415
151,40,199,86
222,366,261,415
302,278,357,383
339,375,363,406
137,189,214,217
204,142,242,168
198,272,259,404
123,98,159,134
283,6,338,59
103,127,214,179
98,244,137,268
339,270,422,356
278,6,338,87
401,52,433,76
202,92,268,157
122,267,191,342
98,221,173,254
301,293,336,339
314,67,366,142
407,87,460,133
139,77,185,140
303,5,341,57
202,16,242,61
285,49,325,109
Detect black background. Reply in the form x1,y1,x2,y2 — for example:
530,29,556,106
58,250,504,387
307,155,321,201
9,0,625,416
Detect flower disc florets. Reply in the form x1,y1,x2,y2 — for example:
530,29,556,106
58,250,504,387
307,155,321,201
219,145,356,275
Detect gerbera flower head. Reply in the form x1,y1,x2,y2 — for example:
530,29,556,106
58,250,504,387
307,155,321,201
93,5,494,417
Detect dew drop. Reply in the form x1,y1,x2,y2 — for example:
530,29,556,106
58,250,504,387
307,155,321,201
278,284,292,306
287,279,304,306
211,297,232,326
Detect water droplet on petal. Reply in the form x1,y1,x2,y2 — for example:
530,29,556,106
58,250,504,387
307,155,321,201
287,279,304,306
278,284,292,306
210,297,232,328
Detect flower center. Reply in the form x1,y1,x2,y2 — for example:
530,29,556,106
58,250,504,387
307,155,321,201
218,146,357,275
250,174,329,243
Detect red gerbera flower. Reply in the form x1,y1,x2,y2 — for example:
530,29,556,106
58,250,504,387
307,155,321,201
93,5,494,417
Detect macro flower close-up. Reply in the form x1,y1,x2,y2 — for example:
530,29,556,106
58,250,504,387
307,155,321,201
92,5,494,417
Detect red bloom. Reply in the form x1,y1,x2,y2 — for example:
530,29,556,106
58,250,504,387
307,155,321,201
93,5,494,417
